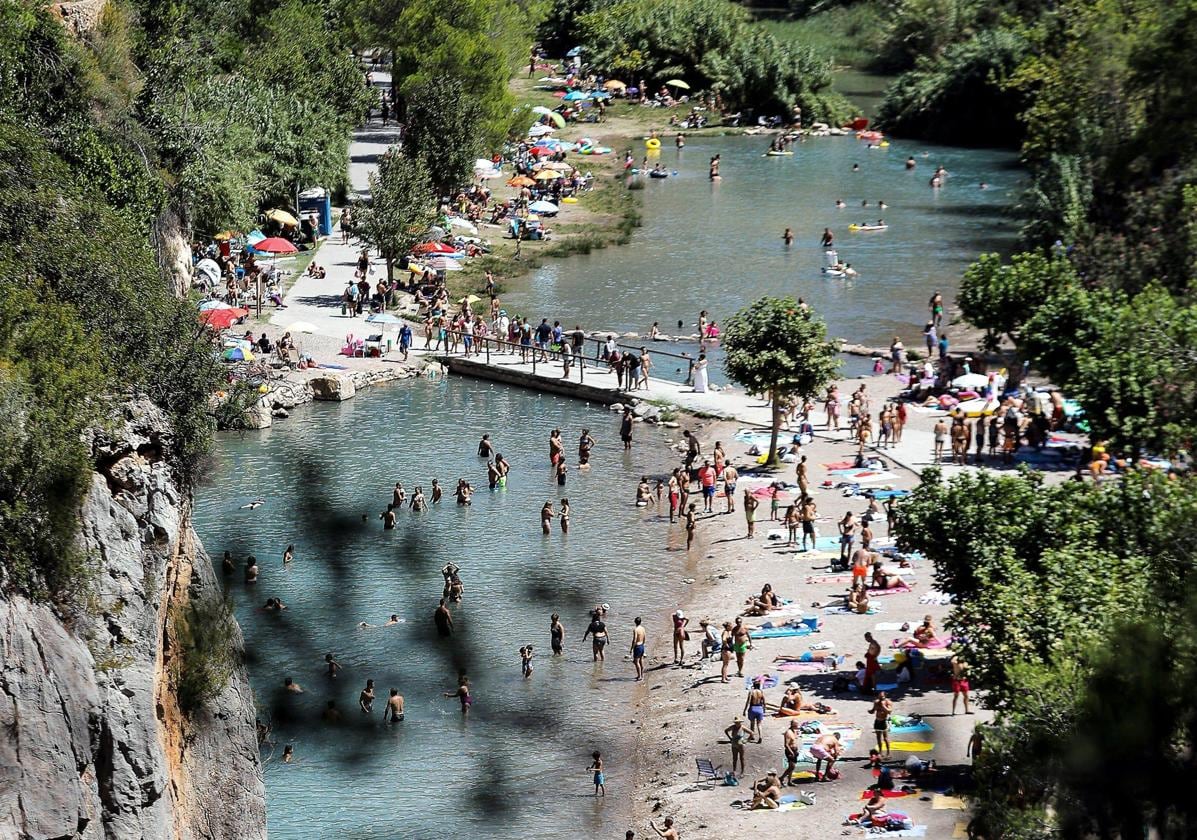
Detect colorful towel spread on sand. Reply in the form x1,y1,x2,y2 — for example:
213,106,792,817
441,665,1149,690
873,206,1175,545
776,660,834,673
888,741,935,752
868,584,913,596
744,673,779,689
825,606,881,615
891,636,951,649
859,789,918,800
751,626,814,639
933,794,968,810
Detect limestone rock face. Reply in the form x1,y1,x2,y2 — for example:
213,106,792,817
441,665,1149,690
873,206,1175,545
0,401,265,840
308,374,356,401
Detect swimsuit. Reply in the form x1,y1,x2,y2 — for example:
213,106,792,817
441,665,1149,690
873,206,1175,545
748,704,765,722
633,643,645,658
733,641,748,654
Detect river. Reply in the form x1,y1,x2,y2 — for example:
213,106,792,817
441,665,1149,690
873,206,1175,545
505,133,1019,381
194,132,1018,837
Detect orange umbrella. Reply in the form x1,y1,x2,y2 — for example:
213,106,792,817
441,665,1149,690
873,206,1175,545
507,176,535,188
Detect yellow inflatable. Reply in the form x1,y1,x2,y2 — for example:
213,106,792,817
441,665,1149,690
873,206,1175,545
645,138,661,150
562,196,578,204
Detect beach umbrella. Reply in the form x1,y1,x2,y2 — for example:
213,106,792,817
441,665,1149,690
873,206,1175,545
534,170,563,180
253,237,298,255
245,230,266,246
665,79,691,90
286,321,319,334
459,294,482,304
507,175,536,187
566,46,583,57
195,259,222,284
538,161,572,171
265,208,299,227
563,90,590,101
951,372,993,390
545,111,567,128
429,257,463,271
529,200,559,214
603,80,627,91
413,242,456,255
531,105,555,118
366,313,403,327
222,346,254,362
200,307,248,330
198,299,233,311
213,231,239,241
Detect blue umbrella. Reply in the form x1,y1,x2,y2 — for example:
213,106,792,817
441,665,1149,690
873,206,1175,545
245,229,266,246
563,91,590,101
566,46,583,57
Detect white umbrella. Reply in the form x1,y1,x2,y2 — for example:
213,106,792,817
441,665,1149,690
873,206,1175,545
366,313,404,327
195,259,221,284
952,372,993,390
428,257,463,271
528,200,559,214
198,299,232,311
286,321,319,333
447,217,478,234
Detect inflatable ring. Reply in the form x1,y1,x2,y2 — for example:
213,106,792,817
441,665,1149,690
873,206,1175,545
562,197,578,204
645,138,661,150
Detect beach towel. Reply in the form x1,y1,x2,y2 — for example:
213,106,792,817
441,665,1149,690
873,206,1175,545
823,461,855,470
888,741,935,752
868,489,910,500
848,471,901,484
752,626,814,639
859,789,917,800
953,821,969,838
807,573,854,584
776,795,808,812
772,708,838,720
919,590,954,605
890,723,934,736
868,585,913,596
824,606,880,615
891,637,951,649
745,673,779,690
933,794,968,810
776,660,832,673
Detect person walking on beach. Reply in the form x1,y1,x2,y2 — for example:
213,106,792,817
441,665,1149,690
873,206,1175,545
684,502,698,551
732,618,752,677
930,291,944,328
951,654,972,715
784,502,800,546
870,691,894,758
725,716,749,777
780,719,801,785
743,488,758,536
744,679,767,743
800,496,817,551
631,617,646,680
722,465,738,514
671,609,689,664
697,460,717,513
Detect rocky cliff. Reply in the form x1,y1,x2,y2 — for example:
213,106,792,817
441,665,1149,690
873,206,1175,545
0,401,266,840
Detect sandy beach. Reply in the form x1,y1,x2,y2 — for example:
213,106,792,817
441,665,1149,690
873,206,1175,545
624,372,999,839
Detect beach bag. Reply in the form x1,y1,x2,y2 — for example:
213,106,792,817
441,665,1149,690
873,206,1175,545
797,790,816,806
723,772,739,786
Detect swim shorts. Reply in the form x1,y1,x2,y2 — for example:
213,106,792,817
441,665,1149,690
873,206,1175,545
633,643,645,659
873,717,889,732
748,704,765,722
725,483,737,494
734,642,748,655
703,486,716,498
809,744,831,760
952,678,970,694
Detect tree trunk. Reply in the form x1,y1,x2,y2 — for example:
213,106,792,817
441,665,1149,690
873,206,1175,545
385,254,394,284
766,388,782,469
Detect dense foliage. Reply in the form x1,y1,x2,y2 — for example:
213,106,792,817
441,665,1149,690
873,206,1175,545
354,153,436,280
896,470,1197,838
0,0,372,598
544,0,849,119
723,297,839,466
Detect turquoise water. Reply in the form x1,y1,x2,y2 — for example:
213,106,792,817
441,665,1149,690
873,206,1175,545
194,378,690,839
506,133,1019,382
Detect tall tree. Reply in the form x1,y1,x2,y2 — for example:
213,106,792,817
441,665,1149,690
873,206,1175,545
722,297,839,468
353,152,435,283
402,76,484,198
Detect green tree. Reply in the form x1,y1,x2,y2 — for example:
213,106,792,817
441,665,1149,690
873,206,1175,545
722,297,839,468
353,152,435,282
958,251,1075,350
403,76,485,198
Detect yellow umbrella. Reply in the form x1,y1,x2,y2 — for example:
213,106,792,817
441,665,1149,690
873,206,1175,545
603,80,627,90
665,79,691,91
459,295,481,304
535,170,563,180
265,208,299,227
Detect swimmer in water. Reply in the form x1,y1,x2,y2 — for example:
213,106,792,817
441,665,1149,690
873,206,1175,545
835,199,845,208
359,679,375,713
852,163,860,172
282,544,293,564
520,645,534,678
358,614,403,628
384,688,404,722
430,478,443,503
284,677,302,693
444,675,472,716
244,556,259,583
240,499,264,509
905,156,916,169
541,500,556,534
324,653,342,678
282,744,294,763
979,181,989,189
559,498,571,534
782,227,794,246
879,200,888,209
410,486,426,510
221,551,235,575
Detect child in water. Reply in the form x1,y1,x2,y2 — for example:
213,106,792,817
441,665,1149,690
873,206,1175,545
520,645,535,678
587,751,606,796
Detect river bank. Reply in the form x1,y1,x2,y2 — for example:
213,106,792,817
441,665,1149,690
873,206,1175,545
624,373,993,839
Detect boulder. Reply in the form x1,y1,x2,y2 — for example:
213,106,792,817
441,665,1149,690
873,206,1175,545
243,401,273,429
309,374,356,402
